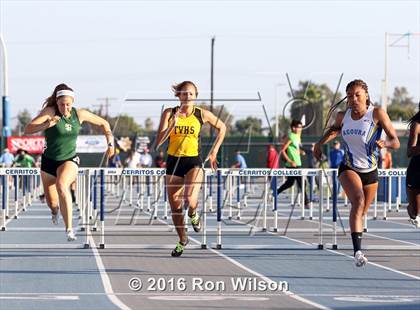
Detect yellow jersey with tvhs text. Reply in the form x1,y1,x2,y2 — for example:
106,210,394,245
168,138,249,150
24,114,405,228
167,106,203,157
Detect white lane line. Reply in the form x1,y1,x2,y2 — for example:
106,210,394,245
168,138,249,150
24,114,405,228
88,235,131,310
281,234,420,281
230,213,420,281
188,236,330,310
0,296,79,300
145,212,330,310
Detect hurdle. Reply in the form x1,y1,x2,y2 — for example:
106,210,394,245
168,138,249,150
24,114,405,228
212,168,326,250
94,168,206,250
329,168,420,251
0,168,91,249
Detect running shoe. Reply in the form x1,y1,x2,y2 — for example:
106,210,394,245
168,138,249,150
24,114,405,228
354,250,368,267
66,229,77,242
408,216,420,228
190,212,201,232
171,239,189,257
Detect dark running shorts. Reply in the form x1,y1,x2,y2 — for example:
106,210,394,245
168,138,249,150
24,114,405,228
41,155,80,177
166,155,202,178
338,163,378,186
406,157,420,190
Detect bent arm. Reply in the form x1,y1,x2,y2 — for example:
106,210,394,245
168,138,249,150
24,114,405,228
77,109,113,144
318,111,344,145
280,140,293,165
202,109,226,157
24,107,56,134
375,107,400,150
407,122,420,158
155,108,175,149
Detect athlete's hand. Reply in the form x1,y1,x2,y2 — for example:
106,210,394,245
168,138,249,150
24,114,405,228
106,145,115,158
313,143,323,161
207,152,219,171
375,140,385,149
47,116,61,128
290,162,297,168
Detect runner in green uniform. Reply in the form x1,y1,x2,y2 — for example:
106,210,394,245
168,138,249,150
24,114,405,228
276,119,309,208
24,84,114,241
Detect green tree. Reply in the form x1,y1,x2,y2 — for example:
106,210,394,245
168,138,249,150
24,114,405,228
288,81,344,136
80,110,143,137
144,117,154,132
13,109,32,135
234,116,263,136
387,86,416,121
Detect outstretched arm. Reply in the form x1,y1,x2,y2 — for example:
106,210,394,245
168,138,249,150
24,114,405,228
77,109,114,157
202,109,226,170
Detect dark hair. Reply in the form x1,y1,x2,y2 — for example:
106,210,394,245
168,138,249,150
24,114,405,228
345,79,371,106
172,81,198,97
42,83,73,114
290,119,302,129
408,102,420,127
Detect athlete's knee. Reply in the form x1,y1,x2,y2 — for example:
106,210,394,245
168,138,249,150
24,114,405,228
56,181,70,196
171,206,183,217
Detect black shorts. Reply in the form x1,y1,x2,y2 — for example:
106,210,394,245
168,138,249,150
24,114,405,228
166,155,202,178
41,155,80,177
406,158,420,190
338,163,378,186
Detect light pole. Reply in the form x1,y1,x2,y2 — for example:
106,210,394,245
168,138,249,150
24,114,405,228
382,32,420,112
1,34,11,151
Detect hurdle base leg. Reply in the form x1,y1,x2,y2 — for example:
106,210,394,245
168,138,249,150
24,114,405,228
99,244,105,249
363,228,368,232
383,217,387,220
216,244,222,249
1,227,6,231
80,227,86,231
201,244,207,249
318,244,324,250
332,244,338,250
83,243,90,249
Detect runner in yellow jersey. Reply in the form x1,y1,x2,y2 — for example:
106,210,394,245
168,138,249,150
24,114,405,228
156,81,226,257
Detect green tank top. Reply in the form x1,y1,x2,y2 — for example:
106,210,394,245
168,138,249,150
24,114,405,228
43,108,81,161
286,131,301,167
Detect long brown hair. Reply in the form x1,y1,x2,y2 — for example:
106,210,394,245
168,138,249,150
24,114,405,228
42,83,73,114
172,81,198,98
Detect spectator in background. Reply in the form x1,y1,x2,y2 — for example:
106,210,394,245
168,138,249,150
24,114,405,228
154,150,166,168
266,144,279,169
231,149,247,168
14,149,35,168
126,149,141,168
382,148,392,169
276,120,309,209
0,148,14,167
329,140,344,169
139,147,153,168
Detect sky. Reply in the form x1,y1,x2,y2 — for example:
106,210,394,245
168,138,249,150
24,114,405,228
0,0,419,130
